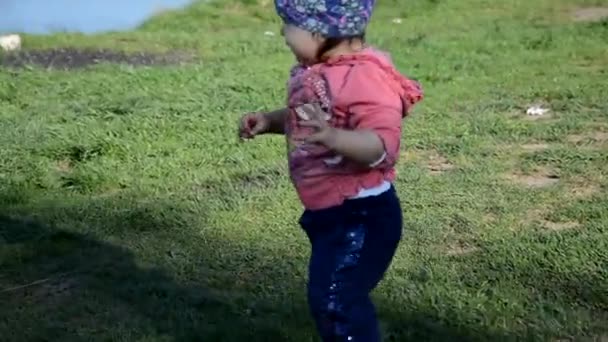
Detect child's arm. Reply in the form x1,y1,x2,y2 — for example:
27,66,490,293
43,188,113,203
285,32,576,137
301,62,422,168
301,120,385,166
300,64,420,168
328,129,385,166
263,107,289,134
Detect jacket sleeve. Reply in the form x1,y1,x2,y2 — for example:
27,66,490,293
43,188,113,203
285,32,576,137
337,65,404,169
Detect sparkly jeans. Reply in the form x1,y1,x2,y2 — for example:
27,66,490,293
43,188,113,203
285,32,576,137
299,186,403,342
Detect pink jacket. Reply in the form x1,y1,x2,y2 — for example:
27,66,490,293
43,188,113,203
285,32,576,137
285,48,423,210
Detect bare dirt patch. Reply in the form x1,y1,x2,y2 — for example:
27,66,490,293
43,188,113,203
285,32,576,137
571,184,600,198
521,143,550,152
567,176,602,199
54,159,73,173
426,151,455,175
520,208,547,228
0,48,192,70
445,243,479,257
567,131,608,144
521,208,581,232
482,213,498,224
400,149,418,163
507,169,560,188
542,220,580,232
572,7,608,23
524,208,545,221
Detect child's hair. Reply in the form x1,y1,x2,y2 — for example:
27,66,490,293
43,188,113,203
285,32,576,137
316,33,366,61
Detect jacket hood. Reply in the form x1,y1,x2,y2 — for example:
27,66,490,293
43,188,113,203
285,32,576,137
325,48,424,116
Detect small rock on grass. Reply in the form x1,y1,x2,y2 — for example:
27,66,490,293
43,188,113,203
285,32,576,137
526,105,549,116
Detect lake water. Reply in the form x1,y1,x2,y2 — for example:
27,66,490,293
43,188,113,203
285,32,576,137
0,0,194,35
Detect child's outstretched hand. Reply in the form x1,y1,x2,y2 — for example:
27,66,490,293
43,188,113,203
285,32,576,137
239,112,269,140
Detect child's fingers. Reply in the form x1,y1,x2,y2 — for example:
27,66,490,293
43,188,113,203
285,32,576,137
299,120,324,129
298,120,316,127
238,128,252,140
238,114,257,139
249,120,266,135
300,103,316,117
304,132,326,144
300,102,326,120
239,112,269,140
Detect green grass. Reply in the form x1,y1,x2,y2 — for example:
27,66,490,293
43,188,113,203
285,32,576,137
1,0,607,340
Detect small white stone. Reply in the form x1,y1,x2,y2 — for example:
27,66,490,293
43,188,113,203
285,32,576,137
0,34,21,52
264,31,275,36
392,18,403,24
526,105,549,116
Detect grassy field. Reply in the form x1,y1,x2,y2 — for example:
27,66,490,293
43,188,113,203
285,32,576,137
1,0,607,341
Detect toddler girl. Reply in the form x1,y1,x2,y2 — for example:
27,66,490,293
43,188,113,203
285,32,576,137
238,1,423,340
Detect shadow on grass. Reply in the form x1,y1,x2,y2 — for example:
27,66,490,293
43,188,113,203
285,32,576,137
0,187,533,342
0,192,311,341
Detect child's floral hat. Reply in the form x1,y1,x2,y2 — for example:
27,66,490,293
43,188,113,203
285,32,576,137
275,0,375,38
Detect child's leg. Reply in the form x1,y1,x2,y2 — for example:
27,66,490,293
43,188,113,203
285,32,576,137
301,189,402,342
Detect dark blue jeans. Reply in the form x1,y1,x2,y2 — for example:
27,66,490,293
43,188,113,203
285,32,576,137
299,186,403,342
